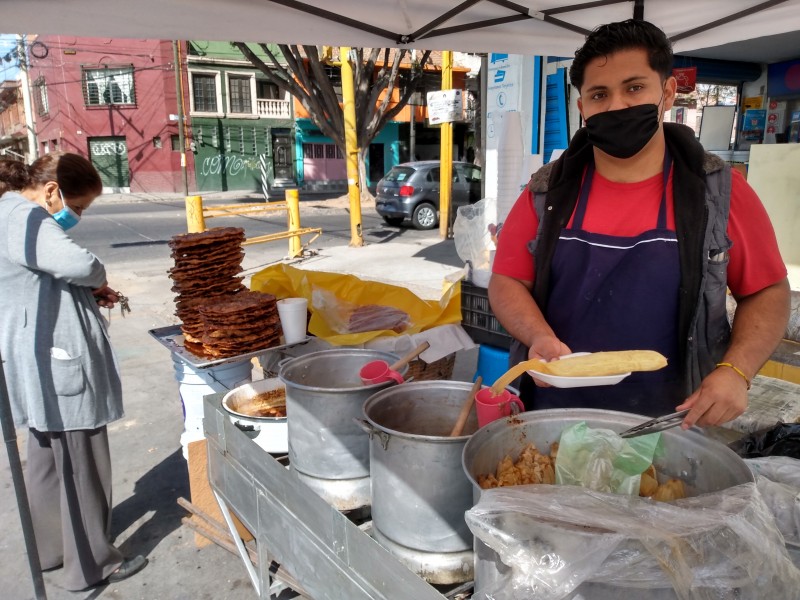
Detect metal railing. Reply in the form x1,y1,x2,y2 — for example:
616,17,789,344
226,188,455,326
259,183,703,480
184,189,321,258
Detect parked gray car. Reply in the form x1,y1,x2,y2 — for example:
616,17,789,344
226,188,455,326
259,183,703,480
375,161,482,230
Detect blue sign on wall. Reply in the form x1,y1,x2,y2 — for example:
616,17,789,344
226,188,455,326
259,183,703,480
767,59,800,98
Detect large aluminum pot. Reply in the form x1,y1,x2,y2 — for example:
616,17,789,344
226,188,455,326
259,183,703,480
279,349,405,511
361,381,480,584
462,409,755,600
463,408,753,497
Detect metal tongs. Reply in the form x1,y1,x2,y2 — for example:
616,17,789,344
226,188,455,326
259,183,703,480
619,409,689,438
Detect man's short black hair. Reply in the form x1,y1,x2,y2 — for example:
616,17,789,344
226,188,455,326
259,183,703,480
569,19,673,91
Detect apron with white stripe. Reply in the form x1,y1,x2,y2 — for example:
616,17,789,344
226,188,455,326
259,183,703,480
524,151,682,417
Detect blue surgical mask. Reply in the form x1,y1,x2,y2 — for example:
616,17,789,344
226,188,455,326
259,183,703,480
53,190,81,231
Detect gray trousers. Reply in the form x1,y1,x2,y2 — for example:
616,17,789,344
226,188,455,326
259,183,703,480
27,427,124,591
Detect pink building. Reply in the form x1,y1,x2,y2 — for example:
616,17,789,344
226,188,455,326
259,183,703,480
28,36,194,193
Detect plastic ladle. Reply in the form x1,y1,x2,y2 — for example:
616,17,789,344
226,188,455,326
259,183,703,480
359,341,430,385
449,376,481,437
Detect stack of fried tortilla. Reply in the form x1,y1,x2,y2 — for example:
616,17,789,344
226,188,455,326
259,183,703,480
196,290,282,358
168,227,247,357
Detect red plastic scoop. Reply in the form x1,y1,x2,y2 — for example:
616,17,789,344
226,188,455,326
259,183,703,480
359,341,430,385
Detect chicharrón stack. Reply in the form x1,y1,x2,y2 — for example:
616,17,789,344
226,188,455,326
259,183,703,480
197,290,282,358
168,227,247,357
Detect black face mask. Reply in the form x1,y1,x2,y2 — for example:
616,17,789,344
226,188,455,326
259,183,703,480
584,104,660,159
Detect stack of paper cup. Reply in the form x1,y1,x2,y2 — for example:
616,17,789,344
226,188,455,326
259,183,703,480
277,297,308,344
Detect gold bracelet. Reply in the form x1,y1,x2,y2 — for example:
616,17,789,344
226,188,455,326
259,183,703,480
716,362,751,390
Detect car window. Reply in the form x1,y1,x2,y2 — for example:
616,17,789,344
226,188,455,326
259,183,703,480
425,167,460,182
384,166,415,182
459,165,481,183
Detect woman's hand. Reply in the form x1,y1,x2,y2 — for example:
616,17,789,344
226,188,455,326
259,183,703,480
93,285,120,309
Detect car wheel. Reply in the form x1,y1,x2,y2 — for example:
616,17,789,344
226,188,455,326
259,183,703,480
412,202,438,230
382,216,404,227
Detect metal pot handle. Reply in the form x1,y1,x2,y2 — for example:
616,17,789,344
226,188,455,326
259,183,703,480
353,418,390,450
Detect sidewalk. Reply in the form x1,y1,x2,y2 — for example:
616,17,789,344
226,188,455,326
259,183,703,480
0,207,476,599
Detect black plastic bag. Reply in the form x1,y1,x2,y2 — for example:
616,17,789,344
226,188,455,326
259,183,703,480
729,422,800,459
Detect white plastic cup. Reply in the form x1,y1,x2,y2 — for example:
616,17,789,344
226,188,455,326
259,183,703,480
277,297,308,344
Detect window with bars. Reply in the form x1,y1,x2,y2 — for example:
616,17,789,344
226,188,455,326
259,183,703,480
228,76,252,113
82,66,135,106
191,73,218,113
33,77,49,116
303,143,314,159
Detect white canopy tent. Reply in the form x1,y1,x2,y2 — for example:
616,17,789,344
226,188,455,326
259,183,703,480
3,2,800,599
4,0,800,64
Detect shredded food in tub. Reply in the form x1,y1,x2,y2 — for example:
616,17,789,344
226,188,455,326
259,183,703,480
478,442,687,501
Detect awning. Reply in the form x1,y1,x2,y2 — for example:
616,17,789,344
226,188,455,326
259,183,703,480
6,1,800,64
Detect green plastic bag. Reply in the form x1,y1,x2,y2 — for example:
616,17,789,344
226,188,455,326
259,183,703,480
555,421,662,495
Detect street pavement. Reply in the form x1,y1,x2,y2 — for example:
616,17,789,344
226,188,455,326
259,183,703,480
0,191,477,599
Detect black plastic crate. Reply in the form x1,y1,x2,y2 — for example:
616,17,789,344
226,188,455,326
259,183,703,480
460,281,513,350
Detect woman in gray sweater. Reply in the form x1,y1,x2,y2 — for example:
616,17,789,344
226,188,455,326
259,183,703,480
0,154,146,589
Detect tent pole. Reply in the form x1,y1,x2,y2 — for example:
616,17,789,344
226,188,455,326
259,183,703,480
439,51,454,240
0,355,47,599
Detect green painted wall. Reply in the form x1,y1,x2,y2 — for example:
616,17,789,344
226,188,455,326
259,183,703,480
191,117,294,192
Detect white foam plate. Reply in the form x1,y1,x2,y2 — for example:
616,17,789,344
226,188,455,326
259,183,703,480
527,352,632,388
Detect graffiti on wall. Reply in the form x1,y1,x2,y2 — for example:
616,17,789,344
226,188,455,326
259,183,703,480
89,140,127,155
200,153,260,178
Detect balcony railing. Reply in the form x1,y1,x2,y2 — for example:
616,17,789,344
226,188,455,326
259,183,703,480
257,99,291,119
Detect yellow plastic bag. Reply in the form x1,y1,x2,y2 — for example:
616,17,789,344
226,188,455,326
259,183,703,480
250,263,462,346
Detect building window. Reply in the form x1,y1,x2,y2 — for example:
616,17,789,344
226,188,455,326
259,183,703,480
190,71,220,114
82,66,135,106
228,76,252,114
33,77,49,116
303,143,314,159
257,80,280,100
171,135,181,151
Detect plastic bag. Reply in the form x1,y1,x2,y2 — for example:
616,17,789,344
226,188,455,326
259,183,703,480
466,483,800,600
453,198,496,275
250,263,461,345
555,422,662,496
745,456,800,547
728,422,800,459
311,288,410,335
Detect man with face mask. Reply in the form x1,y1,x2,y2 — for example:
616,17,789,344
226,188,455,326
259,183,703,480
489,20,790,428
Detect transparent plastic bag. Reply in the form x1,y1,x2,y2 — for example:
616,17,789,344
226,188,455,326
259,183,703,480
745,456,800,547
453,198,496,274
466,483,800,600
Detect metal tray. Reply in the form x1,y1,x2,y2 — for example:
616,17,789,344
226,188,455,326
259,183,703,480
148,323,309,369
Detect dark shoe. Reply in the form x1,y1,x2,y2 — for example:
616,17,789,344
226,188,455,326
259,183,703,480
107,555,148,583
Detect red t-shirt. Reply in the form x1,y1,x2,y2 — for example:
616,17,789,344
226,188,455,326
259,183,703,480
493,168,786,297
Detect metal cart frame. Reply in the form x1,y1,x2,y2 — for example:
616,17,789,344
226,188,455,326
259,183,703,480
204,393,462,600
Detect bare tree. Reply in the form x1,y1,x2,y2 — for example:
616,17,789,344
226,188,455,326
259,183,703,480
231,43,432,199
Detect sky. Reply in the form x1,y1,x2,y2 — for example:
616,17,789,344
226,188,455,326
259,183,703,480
0,34,20,81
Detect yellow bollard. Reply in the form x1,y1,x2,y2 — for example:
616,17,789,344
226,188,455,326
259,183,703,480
185,195,206,233
285,188,301,258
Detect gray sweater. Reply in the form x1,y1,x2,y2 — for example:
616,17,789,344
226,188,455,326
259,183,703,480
0,192,123,431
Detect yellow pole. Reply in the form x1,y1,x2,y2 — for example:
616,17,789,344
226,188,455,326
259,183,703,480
285,188,301,258
439,51,454,240
185,195,205,233
340,46,364,247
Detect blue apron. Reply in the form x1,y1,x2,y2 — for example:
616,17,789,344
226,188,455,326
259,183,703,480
523,151,682,417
